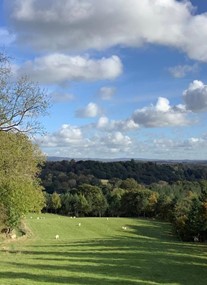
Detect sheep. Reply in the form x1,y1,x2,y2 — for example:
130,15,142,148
193,236,199,242
10,233,16,239
78,223,81,227
122,226,127,230
55,234,59,239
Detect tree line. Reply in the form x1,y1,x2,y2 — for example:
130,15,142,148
41,160,207,242
40,159,207,192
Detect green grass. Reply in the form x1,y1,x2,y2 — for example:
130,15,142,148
0,214,207,285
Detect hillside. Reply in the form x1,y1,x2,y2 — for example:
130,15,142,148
41,159,207,188
0,214,207,285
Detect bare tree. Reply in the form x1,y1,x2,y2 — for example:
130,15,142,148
0,52,49,133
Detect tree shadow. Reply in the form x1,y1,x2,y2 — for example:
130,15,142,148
0,219,207,285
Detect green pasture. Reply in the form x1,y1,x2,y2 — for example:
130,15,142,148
0,214,207,285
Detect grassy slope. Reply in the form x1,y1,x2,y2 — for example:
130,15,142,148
0,214,207,285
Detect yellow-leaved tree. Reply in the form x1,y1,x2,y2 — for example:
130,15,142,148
0,126,45,232
0,52,49,233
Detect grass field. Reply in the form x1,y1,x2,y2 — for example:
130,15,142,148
0,214,207,285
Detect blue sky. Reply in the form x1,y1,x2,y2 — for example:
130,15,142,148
1,0,207,160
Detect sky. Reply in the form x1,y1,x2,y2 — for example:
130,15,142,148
1,0,207,160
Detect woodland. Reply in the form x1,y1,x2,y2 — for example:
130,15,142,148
41,159,207,242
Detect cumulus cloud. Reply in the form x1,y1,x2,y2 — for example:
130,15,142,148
87,131,133,155
18,54,122,84
97,116,139,131
39,126,207,159
153,136,207,152
75,102,100,118
183,80,207,112
103,131,132,147
187,137,206,147
97,116,109,128
98,86,116,100
37,124,83,147
132,97,189,127
37,126,133,158
6,0,207,61
168,63,198,78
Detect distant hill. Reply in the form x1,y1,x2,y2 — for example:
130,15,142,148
47,156,207,165
47,156,133,162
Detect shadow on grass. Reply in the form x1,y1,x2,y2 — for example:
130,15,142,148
0,219,207,285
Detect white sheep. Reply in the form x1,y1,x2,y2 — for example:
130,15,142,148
122,226,127,230
55,234,59,239
10,233,16,239
193,236,199,242
78,223,81,226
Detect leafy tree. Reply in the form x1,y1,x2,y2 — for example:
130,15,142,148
146,191,159,216
77,194,90,216
0,131,45,231
108,187,125,217
120,178,139,190
200,200,207,241
121,191,139,216
78,184,108,217
51,192,61,213
121,188,158,217
60,193,74,216
185,198,203,240
156,194,175,221
173,196,193,240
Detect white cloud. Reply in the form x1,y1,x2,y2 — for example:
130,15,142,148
97,116,109,128
76,102,100,118
183,80,207,112
98,86,116,100
182,13,207,62
168,63,198,78
18,54,123,84
97,116,139,131
132,97,189,127
39,127,207,159
187,137,205,146
103,131,132,147
6,0,207,62
37,124,83,147
155,97,170,112
38,126,133,158
156,136,207,150
36,117,207,159
86,132,133,156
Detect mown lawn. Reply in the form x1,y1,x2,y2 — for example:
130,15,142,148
0,214,207,285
